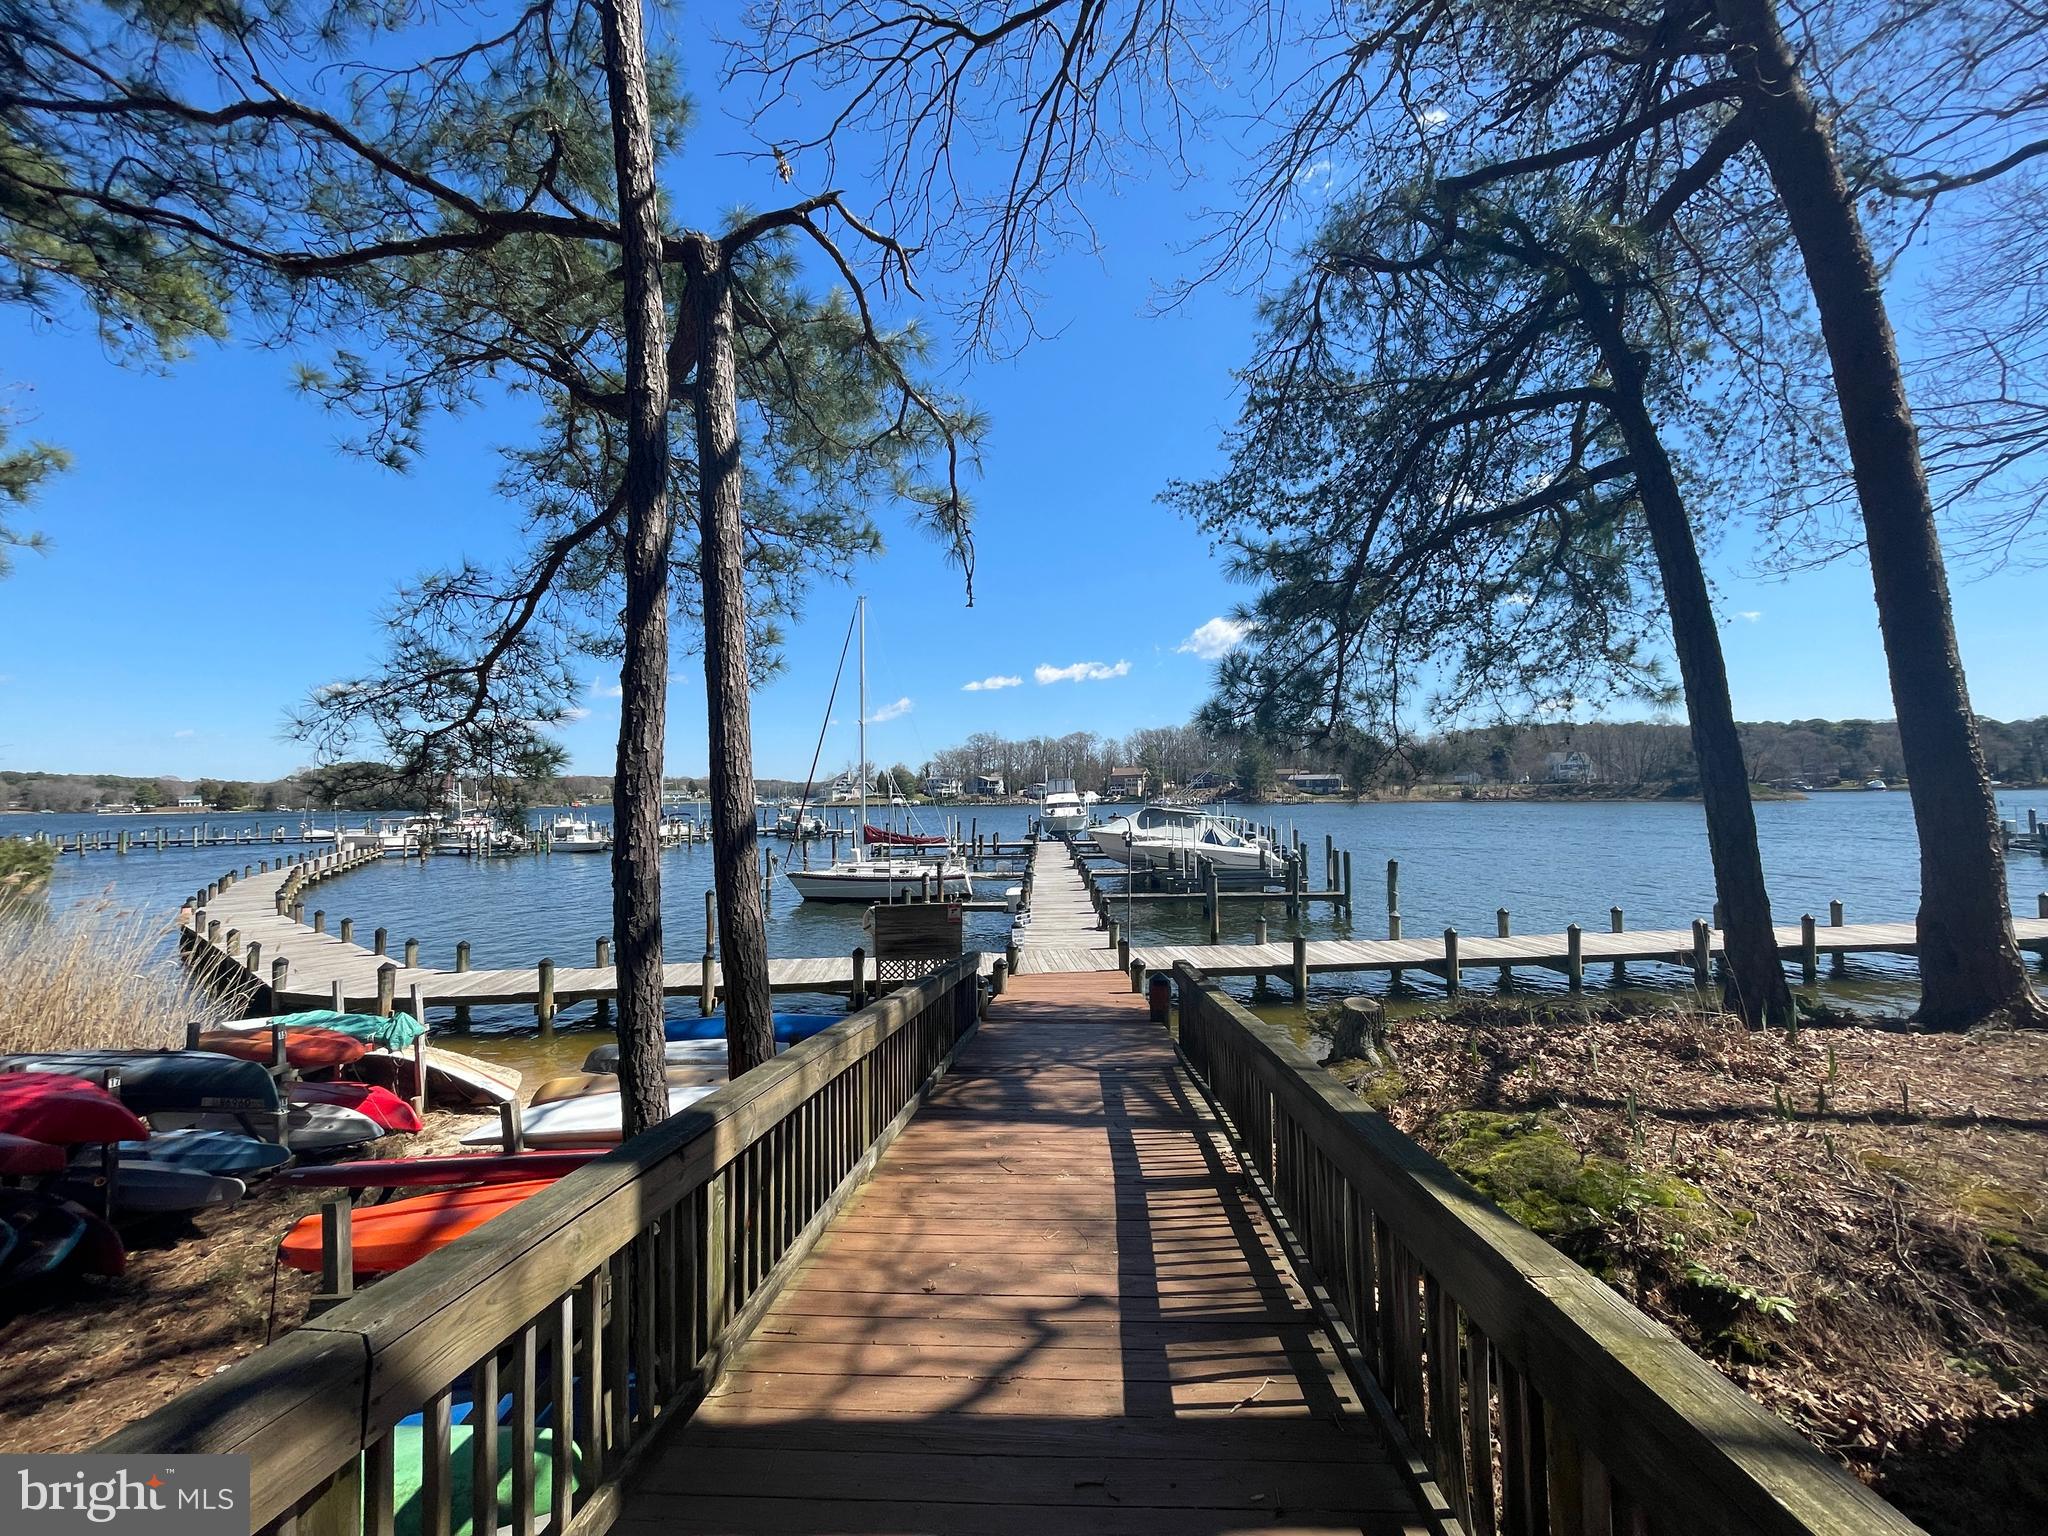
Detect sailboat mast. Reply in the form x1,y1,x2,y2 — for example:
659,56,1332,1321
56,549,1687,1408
857,596,868,866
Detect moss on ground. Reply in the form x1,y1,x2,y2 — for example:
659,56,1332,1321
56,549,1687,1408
1433,1109,1710,1245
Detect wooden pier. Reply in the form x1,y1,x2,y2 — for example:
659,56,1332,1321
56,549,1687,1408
113,951,1923,1536
183,855,993,1019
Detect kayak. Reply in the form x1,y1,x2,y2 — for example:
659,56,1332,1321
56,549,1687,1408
663,1011,840,1044
530,1066,722,1107
0,1075,149,1146
290,1082,424,1134
281,1178,558,1275
356,1046,521,1109
863,825,948,847
0,1192,85,1284
197,1027,367,1070
279,1149,603,1190
154,1102,386,1154
237,1009,427,1052
580,1038,753,1074
63,1159,246,1217
458,1082,719,1149
387,1422,581,1536
0,1130,65,1177
0,1051,281,1116
114,1130,292,1177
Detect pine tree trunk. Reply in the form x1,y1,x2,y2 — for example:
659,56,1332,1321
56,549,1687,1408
683,231,777,1077
1714,0,2037,1027
1571,273,1792,1025
596,0,673,1135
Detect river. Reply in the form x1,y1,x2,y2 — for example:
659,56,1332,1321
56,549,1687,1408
10,792,2047,1077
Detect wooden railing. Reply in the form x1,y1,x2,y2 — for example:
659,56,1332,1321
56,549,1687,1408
1172,964,1923,1536
103,955,983,1535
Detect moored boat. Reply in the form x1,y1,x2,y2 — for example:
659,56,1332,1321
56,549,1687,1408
1089,803,1281,876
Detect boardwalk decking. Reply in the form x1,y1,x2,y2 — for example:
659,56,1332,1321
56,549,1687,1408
620,970,1435,1535
1012,840,1123,974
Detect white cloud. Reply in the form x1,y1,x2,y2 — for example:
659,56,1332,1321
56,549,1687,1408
1174,617,1249,660
590,676,623,699
1735,610,1763,623
961,674,1023,692
1501,592,1535,609
312,680,350,700
1035,660,1131,685
1416,105,1449,128
562,706,591,722
866,696,913,723
172,728,196,739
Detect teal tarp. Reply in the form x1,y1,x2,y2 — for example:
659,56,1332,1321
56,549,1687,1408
269,1009,427,1051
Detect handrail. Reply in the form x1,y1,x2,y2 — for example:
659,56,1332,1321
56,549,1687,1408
1172,963,1922,1536
103,955,983,1536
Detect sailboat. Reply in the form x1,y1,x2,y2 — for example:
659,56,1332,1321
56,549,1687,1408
785,599,973,904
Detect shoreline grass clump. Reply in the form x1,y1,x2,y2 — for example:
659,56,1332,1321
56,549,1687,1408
0,896,227,1056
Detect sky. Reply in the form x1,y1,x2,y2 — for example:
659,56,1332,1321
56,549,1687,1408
0,6,2040,782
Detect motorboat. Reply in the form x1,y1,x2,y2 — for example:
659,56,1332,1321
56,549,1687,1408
549,814,610,852
1040,779,1089,836
773,807,827,839
661,810,710,844
1090,804,1281,876
787,598,973,904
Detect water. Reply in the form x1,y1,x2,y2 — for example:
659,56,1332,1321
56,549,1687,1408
11,792,2048,1068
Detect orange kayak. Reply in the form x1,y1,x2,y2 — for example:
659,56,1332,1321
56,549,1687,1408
280,1177,557,1276
198,1027,367,1070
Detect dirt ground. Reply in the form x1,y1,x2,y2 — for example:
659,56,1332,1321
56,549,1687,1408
1319,997,2048,1536
0,1110,492,1452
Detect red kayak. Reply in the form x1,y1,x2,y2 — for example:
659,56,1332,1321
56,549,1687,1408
0,1131,65,1177
277,1149,602,1190
280,1177,557,1275
289,1082,423,1134
197,1027,367,1070
862,825,947,848
0,1076,148,1146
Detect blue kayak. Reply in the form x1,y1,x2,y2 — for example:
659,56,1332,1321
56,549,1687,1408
114,1130,293,1177
662,1012,839,1044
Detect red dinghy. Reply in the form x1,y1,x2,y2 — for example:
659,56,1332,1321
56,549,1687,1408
0,1076,148,1146
197,1027,367,1070
289,1082,424,1134
280,1177,558,1275
862,825,947,848
0,1131,65,1177
278,1149,601,1190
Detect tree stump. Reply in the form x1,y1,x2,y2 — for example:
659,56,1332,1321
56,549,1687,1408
1325,995,1390,1068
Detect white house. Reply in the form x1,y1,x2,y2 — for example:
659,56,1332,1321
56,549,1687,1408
922,775,962,799
175,794,206,809
1544,751,1598,783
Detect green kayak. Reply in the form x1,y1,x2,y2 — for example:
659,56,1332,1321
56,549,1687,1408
268,1009,428,1052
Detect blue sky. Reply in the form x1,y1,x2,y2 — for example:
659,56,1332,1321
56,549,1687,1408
0,10,2039,781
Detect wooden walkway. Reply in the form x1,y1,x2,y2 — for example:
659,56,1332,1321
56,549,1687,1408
1012,839,1124,975
188,858,992,1012
1133,917,2048,990
621,970,1434,1535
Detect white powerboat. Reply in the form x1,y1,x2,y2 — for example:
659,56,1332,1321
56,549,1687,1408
550,814,610,852
1040,779,1089,836
787,598,972,904
772,807,827,839
1090,804,1280,876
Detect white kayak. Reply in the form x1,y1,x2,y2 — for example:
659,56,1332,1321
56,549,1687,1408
64,1158,246,1216
580,1038,745,1074
153,1102,387,1154
357,1044,522,1109
459,1082,719,1149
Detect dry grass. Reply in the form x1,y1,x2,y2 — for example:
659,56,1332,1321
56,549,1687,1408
0,896,230,1056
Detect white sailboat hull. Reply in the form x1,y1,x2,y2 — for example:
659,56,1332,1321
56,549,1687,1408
785,863,974,903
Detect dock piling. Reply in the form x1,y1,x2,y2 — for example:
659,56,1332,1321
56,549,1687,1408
1801,914,1819,984
403,937,419,968
377,962,397,1018
1291,933,1309,999
1830,899,1846,976
1691,920,1712,990
407,985,429,1113
536,958,555,1032
1497,908,1512,989
1567,924,1583,992
1442,927,1460,997
374,926,388,956
456,940,471,972
1611,906,1626,986
313,909,325,934
270,956,289,1009
850,947,867,1011
330,980,345,1014
339,918,354,945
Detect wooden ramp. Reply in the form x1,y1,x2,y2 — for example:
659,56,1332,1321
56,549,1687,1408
619,970,1434,1535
